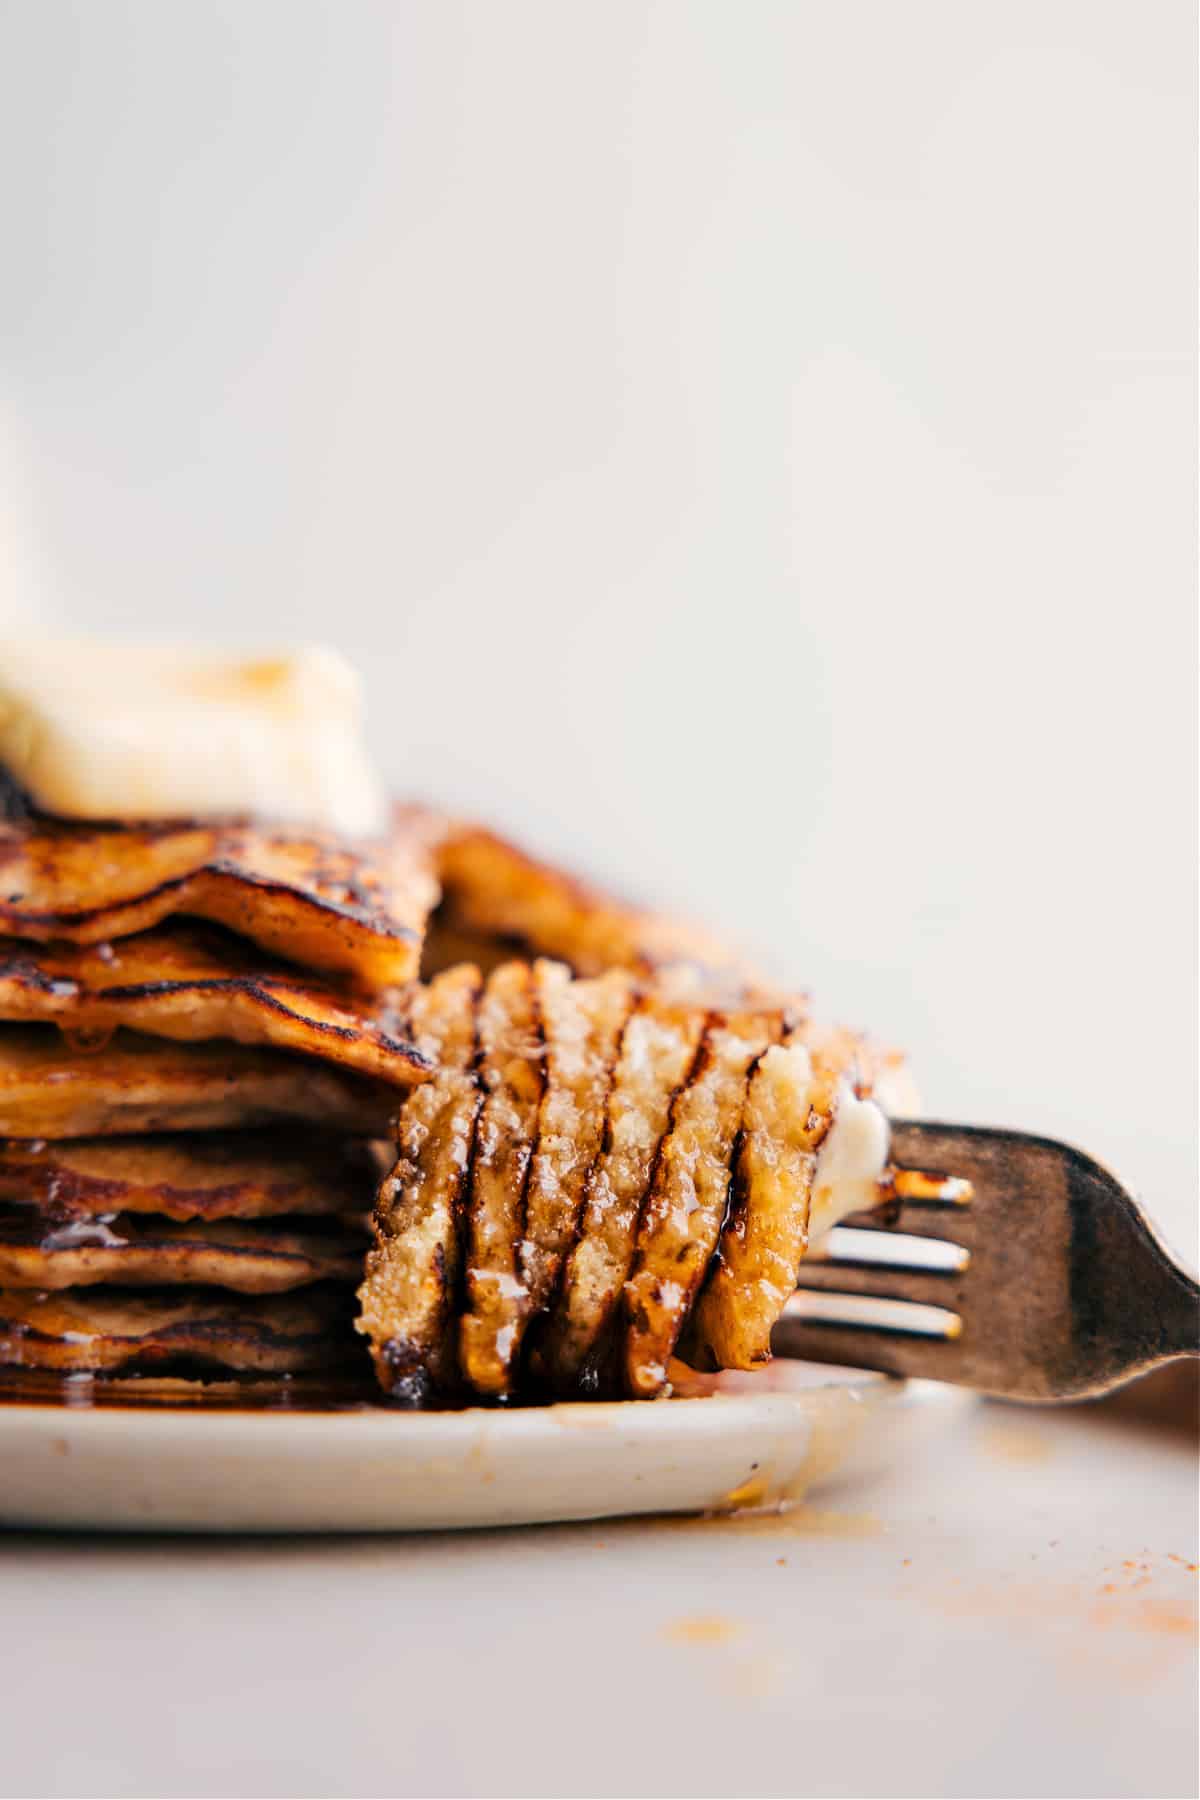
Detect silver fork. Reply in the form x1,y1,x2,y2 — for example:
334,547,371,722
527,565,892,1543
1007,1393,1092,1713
774,1122,1200,1401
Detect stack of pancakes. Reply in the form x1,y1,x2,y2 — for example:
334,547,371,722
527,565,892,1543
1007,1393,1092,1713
0,801,440,1384
0,791,916,1403
0,789,767,1394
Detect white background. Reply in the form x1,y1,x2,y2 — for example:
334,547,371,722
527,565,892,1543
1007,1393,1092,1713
0,9,1195,1798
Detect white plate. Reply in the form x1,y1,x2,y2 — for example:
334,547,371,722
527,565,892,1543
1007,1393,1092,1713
0,1361,965,1533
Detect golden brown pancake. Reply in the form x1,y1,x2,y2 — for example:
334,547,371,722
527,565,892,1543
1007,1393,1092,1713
0,1027,397,1138
517,964,634,1374
624,1008,779,1398
431,822,754,980
0,1285,356,1373
458,961,545,1397
356,966,482,1402
0,925,429,1087
541,985,707,1388
0,1208,366,1293
686,1022,824,1371
0,1131,378,1221
0,812,439,987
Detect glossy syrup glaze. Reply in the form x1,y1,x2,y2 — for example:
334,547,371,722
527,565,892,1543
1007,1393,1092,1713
0,1364,384,1412
0,1351,748,1413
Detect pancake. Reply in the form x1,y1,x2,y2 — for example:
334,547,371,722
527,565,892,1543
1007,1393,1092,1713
686,1022,823,1370
458,961,545,1397
0,1285,356,1374
0,1132,378,1221
0,1208,367,1293
0,925,429,1087
0,811,440,987
356,966,482,1402
541,985,707,1388
432,822,753,980
518,964,634,1368
623,1008,779,1398
0,1027,397,1138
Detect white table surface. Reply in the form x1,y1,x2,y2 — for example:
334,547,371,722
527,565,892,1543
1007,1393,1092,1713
2,1382,1195,1800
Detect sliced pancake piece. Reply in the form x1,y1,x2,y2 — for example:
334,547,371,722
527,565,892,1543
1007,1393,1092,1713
0,1027,397,1138
685,1024,825,1371
0,1286,355,1374
433,824,753,980
520,964,635,1331
806,1023,917,1117
0,1132,378,1220
540,985,707,1388
0,925,429,1086
356,966,482,1402
0,1209,366,1293
0,812,439,987
458,960,545,1397
794,1025,907,1240
623,1008,779,1398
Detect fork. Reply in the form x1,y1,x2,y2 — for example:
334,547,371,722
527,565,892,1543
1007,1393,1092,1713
774,1122,1200,1401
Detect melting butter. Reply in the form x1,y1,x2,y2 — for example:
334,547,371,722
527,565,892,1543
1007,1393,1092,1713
0,640,386,835
810,1080,893,1238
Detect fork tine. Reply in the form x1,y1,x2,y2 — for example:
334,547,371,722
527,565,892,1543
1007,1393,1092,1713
811,1226,970,1273
778,1124,980,1371
836,1206,978,1246
773,1124,978,1376
793,1259,969,1309
774,1280,972,1381
888,1168,973,1205
786,1290,961,1337
772,1307,970,1380
834,1149,977,1244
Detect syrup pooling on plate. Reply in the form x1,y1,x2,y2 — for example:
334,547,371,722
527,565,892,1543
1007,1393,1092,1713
0,1366,381,1411
0,1284,366,1374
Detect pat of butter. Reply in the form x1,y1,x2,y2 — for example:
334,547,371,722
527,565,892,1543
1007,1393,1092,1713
751,1042,917,1241
810,1080,893,1238
0,640,387,836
